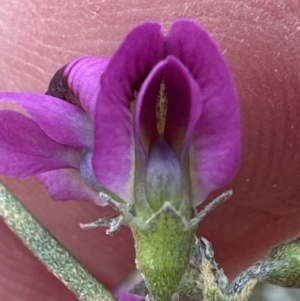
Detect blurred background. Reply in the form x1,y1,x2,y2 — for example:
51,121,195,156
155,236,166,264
249,283,300,301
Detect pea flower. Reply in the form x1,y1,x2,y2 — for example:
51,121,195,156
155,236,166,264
0,19,241,301
0,19,240,206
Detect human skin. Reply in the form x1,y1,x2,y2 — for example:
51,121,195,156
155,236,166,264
0,0,299,300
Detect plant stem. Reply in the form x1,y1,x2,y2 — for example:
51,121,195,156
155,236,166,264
0,182,117,301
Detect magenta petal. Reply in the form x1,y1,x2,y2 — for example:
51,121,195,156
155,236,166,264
0,92,93,148
166,20,241,204
0,111,81,177
38,169,105,205
100,22,164,104
47,57,109,117
93,23,164,202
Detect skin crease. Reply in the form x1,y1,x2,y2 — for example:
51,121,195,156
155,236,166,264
0,0,299,300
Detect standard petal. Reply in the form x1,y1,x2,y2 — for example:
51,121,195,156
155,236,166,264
166,20,241,204
0,111,81,177
38,169,105,205
0,92,93,149
93,22,164,202
47,56,109,117
100,22,164,105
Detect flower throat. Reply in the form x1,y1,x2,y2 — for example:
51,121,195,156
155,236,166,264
156,78,168,134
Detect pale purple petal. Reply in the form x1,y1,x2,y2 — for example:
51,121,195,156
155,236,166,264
93,23,164,202
115,290,144,301
0,92,93,149
38,168,105,205
0,111,81,177
166,20,241,204
114,270,145,301
145,138,183,211
47,57,109,117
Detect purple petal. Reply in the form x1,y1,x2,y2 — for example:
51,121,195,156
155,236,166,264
114,289,144,301
163,56,202,155
134,60,166,154
166,20,241,204
0,92,93,149
93,23,164,202
114,270,145,301
0,111,81,177
100,22,164,105
134,56,202,156
134,55,202,156
47,57,109,117
38,168,105,205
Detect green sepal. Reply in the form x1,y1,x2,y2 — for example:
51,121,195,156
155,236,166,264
263,237,300,288
131,203,194,301
99,189,233,301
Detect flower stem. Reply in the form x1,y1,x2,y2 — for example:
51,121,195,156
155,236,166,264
0,182,117,301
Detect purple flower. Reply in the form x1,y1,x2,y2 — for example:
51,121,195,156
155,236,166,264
0,19,240,207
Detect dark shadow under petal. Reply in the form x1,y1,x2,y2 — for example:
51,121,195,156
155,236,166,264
47,57,109,118
46,66,82,108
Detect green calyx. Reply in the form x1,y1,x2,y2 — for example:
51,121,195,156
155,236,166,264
100,189,232,301
132,203,194,301
262,237,300,288
129,136,195,298
83,187,300,301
